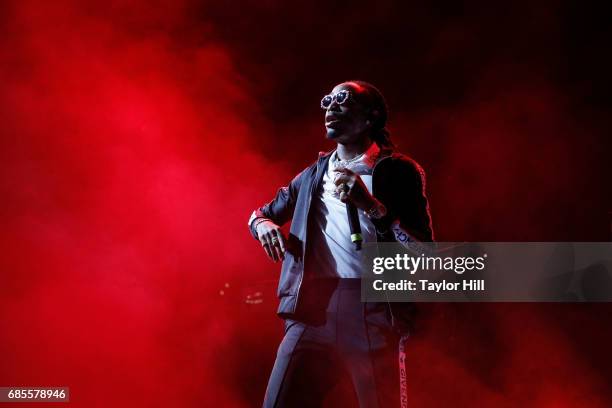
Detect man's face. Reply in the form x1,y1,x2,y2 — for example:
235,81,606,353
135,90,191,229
324,83,371,144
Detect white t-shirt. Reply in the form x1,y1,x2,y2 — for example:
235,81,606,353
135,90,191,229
305,142,381,278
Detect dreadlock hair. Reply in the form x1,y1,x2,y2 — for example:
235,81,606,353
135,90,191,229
345,80,396,150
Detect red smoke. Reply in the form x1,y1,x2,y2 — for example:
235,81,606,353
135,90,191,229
1,1,285,406
1,1,610,407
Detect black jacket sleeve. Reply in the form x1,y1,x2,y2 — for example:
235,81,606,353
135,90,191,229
393,157,434,242
389,156,435,334
373,156,434,243
247,167,308,240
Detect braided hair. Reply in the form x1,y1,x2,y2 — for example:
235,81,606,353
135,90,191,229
345,80,395,150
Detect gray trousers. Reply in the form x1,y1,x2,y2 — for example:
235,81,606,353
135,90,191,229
263,278,402,408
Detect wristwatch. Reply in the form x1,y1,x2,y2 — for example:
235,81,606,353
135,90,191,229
248,210,271,236
366,200,387,219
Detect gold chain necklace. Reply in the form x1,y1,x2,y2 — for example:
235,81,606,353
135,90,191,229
333,151,366,168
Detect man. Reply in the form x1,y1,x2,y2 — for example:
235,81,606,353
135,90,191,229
248,81,434,407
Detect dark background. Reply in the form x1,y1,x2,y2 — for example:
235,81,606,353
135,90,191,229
1,0,611,406
199,0,612,242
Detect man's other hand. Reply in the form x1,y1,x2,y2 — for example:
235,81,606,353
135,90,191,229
256,220,286,263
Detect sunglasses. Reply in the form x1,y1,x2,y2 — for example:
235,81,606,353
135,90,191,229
320,90,351,109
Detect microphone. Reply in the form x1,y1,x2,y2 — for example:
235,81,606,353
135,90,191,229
346,202,362,250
